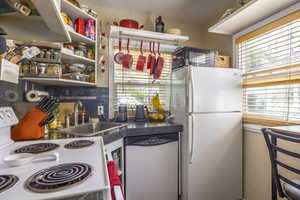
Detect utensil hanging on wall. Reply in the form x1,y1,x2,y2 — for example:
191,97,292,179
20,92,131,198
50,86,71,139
149,42,157,75
114,38,124,64
136,40,146,71
154,42,164,79
122,39,133,68
147,42,153,69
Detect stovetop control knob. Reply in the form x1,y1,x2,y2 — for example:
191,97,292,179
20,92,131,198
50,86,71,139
0,107,18,128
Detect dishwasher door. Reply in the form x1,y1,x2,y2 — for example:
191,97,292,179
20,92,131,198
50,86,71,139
125,133,179,200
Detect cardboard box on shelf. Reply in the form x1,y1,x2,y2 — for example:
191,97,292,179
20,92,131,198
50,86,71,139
215,55,230,68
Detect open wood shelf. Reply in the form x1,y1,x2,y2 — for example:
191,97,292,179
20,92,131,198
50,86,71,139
61,0,96,20
21,77,96,87
68,30,96,45
1,0,70,42
61,49,95,65
208,0,298,35
110,26,189,44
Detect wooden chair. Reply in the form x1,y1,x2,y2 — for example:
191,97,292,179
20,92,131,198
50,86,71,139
262,128,300,200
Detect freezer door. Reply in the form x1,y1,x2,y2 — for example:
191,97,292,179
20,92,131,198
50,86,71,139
189,67,242,113
187,112,242,200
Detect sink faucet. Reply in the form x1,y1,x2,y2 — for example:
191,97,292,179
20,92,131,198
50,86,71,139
74,101,83,127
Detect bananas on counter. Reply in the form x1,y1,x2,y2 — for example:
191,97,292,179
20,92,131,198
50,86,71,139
151,94,164,112
149,94,165,121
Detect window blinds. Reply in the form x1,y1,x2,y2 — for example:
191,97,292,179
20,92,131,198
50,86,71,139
237,11,300,124
113,47,172,111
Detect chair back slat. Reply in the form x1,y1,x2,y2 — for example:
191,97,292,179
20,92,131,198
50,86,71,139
276,160,300,175
272,145,300,159
267,131,300,143
262,128,300,198
279,175,300,190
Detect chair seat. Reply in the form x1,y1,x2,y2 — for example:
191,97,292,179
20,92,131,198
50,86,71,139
283,180,300,200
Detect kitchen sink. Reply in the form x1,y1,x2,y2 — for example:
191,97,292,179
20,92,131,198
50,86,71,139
60,122,127,137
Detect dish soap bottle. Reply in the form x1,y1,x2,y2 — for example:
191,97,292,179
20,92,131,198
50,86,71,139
155,16,165,33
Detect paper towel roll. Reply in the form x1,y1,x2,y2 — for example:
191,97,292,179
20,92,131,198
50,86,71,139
26,90,49,102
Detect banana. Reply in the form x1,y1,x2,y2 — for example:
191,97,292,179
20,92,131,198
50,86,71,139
151,94,164,112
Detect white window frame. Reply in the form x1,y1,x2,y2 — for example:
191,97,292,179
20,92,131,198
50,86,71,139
233,2,300,69
233,2,300,125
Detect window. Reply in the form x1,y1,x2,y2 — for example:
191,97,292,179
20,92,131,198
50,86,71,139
112,44,172,112
237,11,300,124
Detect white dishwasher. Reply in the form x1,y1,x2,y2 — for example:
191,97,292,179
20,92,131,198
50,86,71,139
125,133,179,200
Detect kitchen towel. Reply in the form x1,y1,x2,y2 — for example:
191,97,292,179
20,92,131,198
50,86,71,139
107,161,124,200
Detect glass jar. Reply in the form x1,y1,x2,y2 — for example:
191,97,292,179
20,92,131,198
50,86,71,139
53,51,60,60
74,49,84,57
45,50,51,59
46,64,60,76
29,62,39,75
77,45,87,57
21,63,30,76
38,49,45,58
87,49,94,59
38,63,48,75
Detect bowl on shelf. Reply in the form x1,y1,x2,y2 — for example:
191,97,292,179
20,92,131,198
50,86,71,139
69,63,86,73
62,72,89,81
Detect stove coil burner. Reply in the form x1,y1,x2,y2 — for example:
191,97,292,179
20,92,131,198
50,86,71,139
14,143,59,154
64,140,95,149
25,163,92,193
0,175,19,193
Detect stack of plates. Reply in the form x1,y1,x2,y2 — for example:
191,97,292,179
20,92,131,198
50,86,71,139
165,28,182,35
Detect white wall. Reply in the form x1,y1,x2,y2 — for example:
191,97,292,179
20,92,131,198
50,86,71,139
244,129,300,200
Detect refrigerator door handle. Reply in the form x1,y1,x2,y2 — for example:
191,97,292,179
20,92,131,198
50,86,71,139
189,115,194,164
188,69,194,113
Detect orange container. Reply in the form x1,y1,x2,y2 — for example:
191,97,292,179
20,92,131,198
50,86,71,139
11,108,48,141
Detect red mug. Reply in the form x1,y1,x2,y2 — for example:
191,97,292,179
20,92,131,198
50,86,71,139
122,39,133,68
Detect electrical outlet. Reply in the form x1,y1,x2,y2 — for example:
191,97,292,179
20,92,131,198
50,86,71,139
97,105,104,115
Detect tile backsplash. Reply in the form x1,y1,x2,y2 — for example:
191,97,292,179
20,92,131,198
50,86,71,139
47,86,109,119
0,80,109,119
0,80,45,106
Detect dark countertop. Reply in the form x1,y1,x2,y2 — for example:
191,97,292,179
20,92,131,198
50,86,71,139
45,122,183,145
126,121,183,136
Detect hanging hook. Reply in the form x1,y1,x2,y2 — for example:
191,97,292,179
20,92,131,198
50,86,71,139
140,40,144,55
149,41,152,54
157,42,160,56
127,38,130,53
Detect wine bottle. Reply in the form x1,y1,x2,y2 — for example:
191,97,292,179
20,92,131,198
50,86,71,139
155,16,165,33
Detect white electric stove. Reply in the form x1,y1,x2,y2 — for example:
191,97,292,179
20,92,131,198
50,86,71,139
0,107,111,200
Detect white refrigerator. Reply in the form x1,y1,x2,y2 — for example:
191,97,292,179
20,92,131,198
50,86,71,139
171,66,243,200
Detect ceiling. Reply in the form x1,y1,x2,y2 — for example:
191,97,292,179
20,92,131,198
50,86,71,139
89,0,238,25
